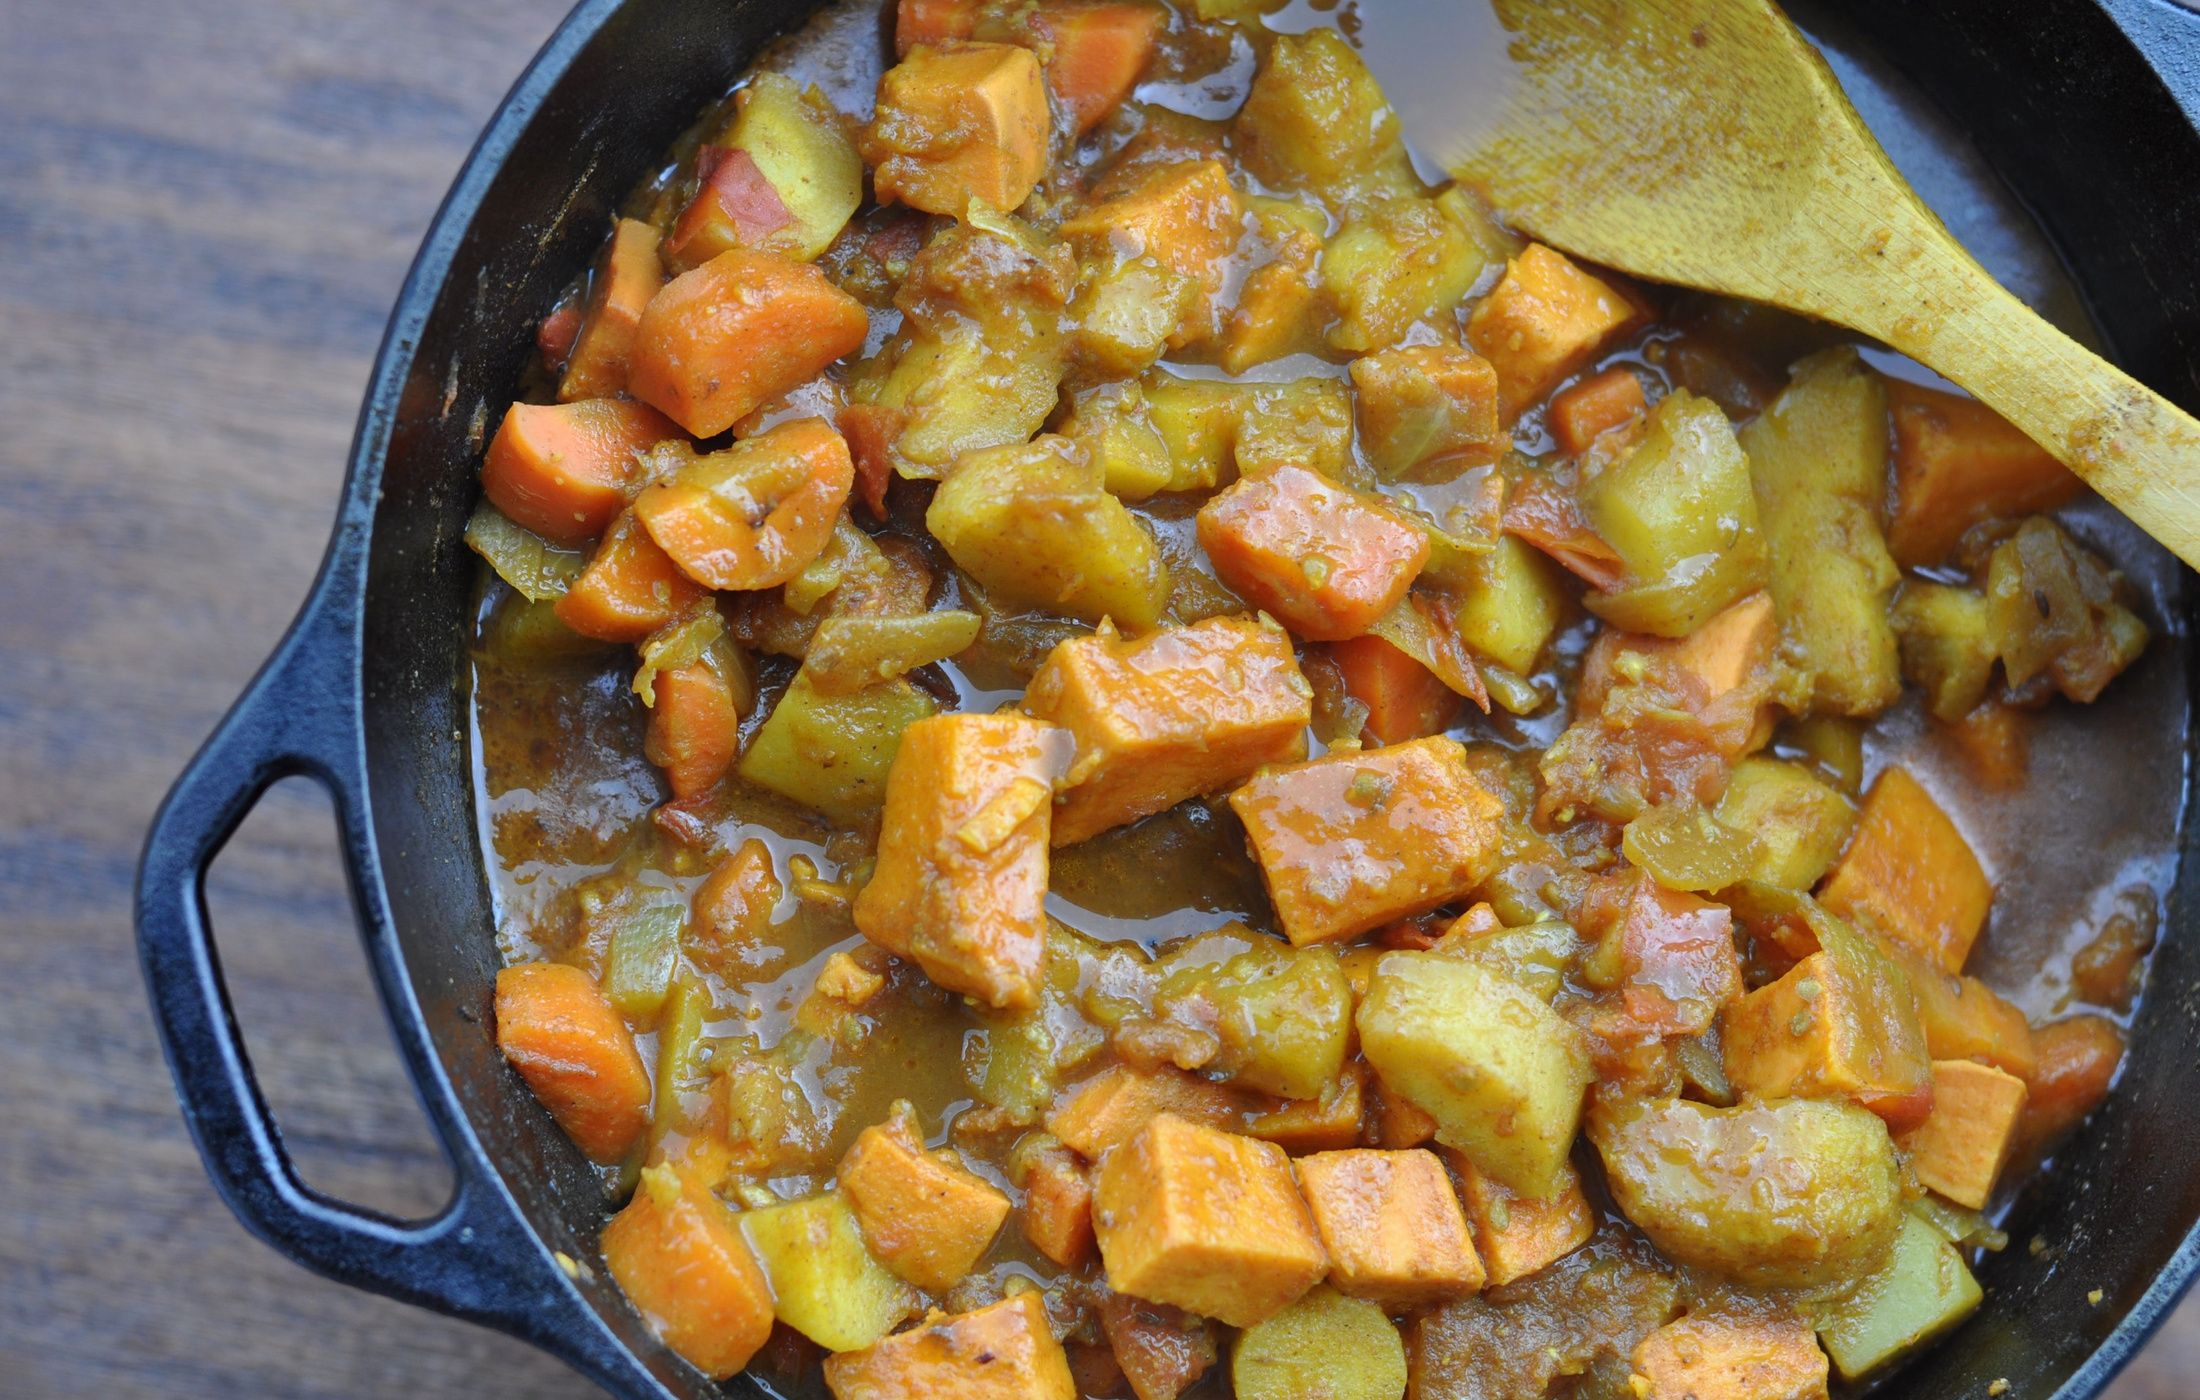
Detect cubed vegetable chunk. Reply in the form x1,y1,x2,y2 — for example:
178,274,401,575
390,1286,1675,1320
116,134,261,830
1818,767,1992,973
1891,581,1997,723
555,510,707,643
1590,1096,1903,1289
1547,366,1647,456
1350,345,1504,481
1720,930,1933,1132
823,1292,1076,1399
1234,29,1415,198
602,1166,776,1379
1025,616,1310,845
1630,1313,1830,1400
1034,1,1164,135
494,962,652,1164
1098,1294,1218,1400
1017,1140,1097,1268
740,1190,916,1352
737,672,939,821
1046,1064,1253,1158
1885,378,2082,568
838,1103,1012,1290
1740,348,1902,717
2015,1014,2124,1158
629,250,870,438
723,73,863,263
1446,1152,1596,1286
1197,466,1429,642
1229,738,1504,947
1296,1149,1483,1305
559,218,665,401
1812,1212,1982,1381
1060,159,1242,324
853,713,1072,1009
1896,1060,2027,1210
1450,533,1573,675
1600,873,1743,1038
1714,757,1856,889
862,43,1051,215
1321,197,1481,353
1466,243,1642,422
482,398,677,546
1357,951,1592,1196
1092,1115,1327,1328
1231,1286,1408,1400
636,419,854,590
1154,937,1353,1100
928,436,1171,629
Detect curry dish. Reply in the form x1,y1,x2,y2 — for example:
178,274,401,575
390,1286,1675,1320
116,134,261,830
464,0,2169,1394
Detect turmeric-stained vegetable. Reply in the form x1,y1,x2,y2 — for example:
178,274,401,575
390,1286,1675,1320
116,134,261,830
1035,2,1163,135
1895,1059,2027,1209
1295,1149,1482,1305
560,218,665,401
1154,937,1351,1099
825,1293,1075,1398
862,42,1050,214
1060,159,1242,329
1818,767,1992,974
1449,533,1572,675
464,502,587,603
717,73,862,264
599,903,683,1024
554,509,706,643
643,638,746,799
1045,1063,1254,1158
1350,345,1504,482
1812,1211,1982,1381
1466,244,1643,423
629,250,869,438
602,1165,775,1380
482,398,676,545
634,418,853,590
1591,1095,1903,1289
2014,1014,2124,1160
1630,1312,1829,1400
1234,29,1416,200
1547,366,1647,457
1712,757,1855,889
1982,516,2149,703
838,1103,1011,1290
802,609,979,694
1321,197,1481,353
666,149,793,275
1098,1293,1217,1400
493,962,651,1164
1885,378,2082,568
1330,634,1458,746
1231,1286,1408,1400
1446,1153,1596,1287
1198,466,1428,642
1892,581,1998,723
739,1190,916,1352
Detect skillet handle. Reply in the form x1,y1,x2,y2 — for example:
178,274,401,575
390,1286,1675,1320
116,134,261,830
133,566,604,1356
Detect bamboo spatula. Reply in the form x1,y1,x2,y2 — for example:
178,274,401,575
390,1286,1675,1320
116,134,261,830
1421,0,2200,570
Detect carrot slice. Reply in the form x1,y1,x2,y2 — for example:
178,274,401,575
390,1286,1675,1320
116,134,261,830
646,658,744,799
554,510,707,642
1330,634,1458,746
481,398,677,545
494,962,652,1163
559,218,666,401
1196,464,1429,642
628,249,870,438
635,418,854,590
1547,366,1648,456
1035,2,1163,136
601,1165,776,1379
895,0,978,55
1885,378,2082,568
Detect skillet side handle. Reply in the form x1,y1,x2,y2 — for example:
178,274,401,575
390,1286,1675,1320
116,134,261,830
133,569,599,1352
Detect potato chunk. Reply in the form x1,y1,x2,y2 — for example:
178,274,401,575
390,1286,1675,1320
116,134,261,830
1025,616,1310,845
1060,159,1243,329
1296,1149,1483,1305
1449,533,1573,675
1818,767,1991,973
1894,1060,2028,1210
1811,1212,1981,1381
1739,348,1901,717
740,1190,917,1352
1228,738,1504,947
1350,344,1504,482
862,42,1050,214
1713,757,1855,890
1198,466,1429,642
852,713,1073,1009
1891,581,1998,723
737,672,940,821
1092,1114,1327,1328
1234,29,1416,198
838,1103,1012,1290
1466,243,1641,422
1590,1096,1903,1289
722,73,864,262
928,435,1170,629
1231,1286,1408,1400
1630,1313,1830,1400
823,1292,1076,1398
1321,197,1481,353
1357,951,1592,1197
1154,937,1353,1100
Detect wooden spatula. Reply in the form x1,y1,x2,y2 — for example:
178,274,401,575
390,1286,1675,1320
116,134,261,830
1425,0,2200,570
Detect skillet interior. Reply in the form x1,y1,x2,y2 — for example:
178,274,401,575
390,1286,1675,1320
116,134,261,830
355,0,2200,1394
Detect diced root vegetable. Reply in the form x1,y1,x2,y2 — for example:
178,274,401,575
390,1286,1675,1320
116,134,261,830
1817,767,1992,974
1350,345,1504,481
838,1105,1012,1291
602,1166,776,1379
644,653,744,800
481,398,677,546
554,511,707,642
1329,634,1459,746
1445,1153,1596,1287
739,1190,915,1352
1196,465,1429,642
1045,1064,1255,1158
1812,1212,1981,1380
1295,1148,1483,1305
1885,378,2082,568
1895,1060,2027,1209
737,672,940,821
2014,1014,2124,1160
560,218,666,401
1630,1312,1829,1400
494,962,652,1164
665,147,794,274
1466,243,1642,423
634,418,855,591
1230,1286,1408,1400
861,42,1051,215
1037,3,1166,135
1547,366,1647,456
823,1293,1077,1398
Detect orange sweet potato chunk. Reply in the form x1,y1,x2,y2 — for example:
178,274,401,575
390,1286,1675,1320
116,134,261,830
839,1105,1012,1290
1034,1,1164,136
1197,465,1430,642
1020,1142,1098,1268
1024,616,1311,846
559,217,666,402
1885,378,2082,568
555,510,707,643
1060,158,1242,310
862,43,1052,215
1896,1060,2028,1210
1819,767,1992,974
1719,948,1933,1132
1297,1148,1483,1305
1466,243,1642,423
853,713,1072,1009
823,1292,1077,1400
1228,736,1504,947
1091,1115,1327,1328
494,962,652,1163
602,1166,776,1380
1445,1151,1595,1287
1630,1312,1830,1400
1045,1064,1254,1159
1245,1062,1368,1155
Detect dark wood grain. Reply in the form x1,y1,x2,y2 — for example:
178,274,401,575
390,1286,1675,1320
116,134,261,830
0,0,2194,1396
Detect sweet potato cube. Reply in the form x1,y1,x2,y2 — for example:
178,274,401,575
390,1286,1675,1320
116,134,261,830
1020,1143,1097,1268
1372,1081,1439,1150
1245,1062,1367,1155
1060,159,1242,310
1046,1064,1252,1158
839,1105,1012,1290
1197,465,1429,642
1034,1,1164,136
1896,1060,2027,1210
1877,935,2037,1080
863,42,1051,215
494,962,652,1164
1445,1152,1595,1287
1819,767,1992,973
1092,1115,1327,1328
1720,946,1933,1131
1025,616,1311,846
602,1166,776,1380
1349,344,1504,481
1465,243,1642,422
1548,366,1648,457
560,218,665,401
1297,1149,1483,1305
1630,1313,1830,1400
629,249,869,438
823,1292,1077,1400
1885,379,2083,568
852,713,1072,1009
1228,737,1504,947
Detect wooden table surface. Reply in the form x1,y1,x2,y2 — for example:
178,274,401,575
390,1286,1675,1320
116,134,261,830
1,0,2196,1395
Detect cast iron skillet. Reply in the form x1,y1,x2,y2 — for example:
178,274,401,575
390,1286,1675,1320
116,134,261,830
135,0,2200,1395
